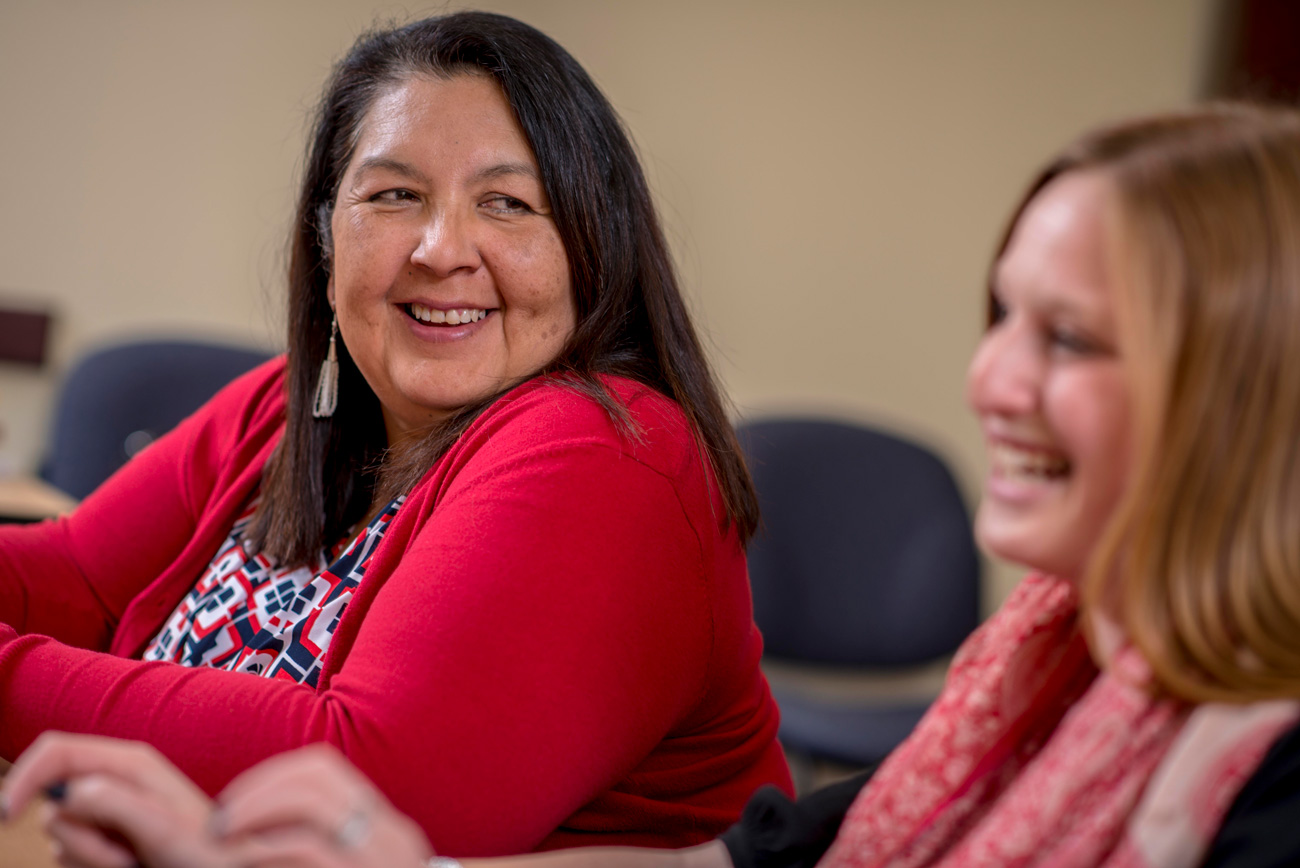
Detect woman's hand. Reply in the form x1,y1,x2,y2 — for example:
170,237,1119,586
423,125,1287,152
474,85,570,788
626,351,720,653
0,731,224,868
2,734,731,868
2,736,432,868
211,743,434,868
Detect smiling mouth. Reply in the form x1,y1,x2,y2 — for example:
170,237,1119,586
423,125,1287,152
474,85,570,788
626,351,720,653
404,303,491,325
991,443,1071,482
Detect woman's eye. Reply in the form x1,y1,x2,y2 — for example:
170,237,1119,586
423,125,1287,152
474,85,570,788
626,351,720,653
371,189,417,203
1049,329,1099,355
481,195,532,214
989,296,1008,326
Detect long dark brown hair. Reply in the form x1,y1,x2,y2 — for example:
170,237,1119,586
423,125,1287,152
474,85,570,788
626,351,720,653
251,11,758,565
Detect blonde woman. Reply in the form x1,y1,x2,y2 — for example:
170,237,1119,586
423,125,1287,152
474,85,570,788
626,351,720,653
7,103,1300,868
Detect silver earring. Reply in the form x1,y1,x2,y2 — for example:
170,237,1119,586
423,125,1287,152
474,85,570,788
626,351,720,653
312,314,339,418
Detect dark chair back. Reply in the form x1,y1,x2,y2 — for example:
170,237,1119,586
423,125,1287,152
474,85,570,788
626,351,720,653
740,418,980,667
42,340,273,499
738,417,982,768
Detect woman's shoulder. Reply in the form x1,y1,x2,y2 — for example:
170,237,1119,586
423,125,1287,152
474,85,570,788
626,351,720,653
429,373,722,521
473,373,696,466
506,372,682,418
1203,719,1300,868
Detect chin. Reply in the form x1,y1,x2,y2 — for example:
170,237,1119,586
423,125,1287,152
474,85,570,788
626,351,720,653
975,510,1085,581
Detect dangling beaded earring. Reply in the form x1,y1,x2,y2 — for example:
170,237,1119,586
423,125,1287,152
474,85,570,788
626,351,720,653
312,314,339,418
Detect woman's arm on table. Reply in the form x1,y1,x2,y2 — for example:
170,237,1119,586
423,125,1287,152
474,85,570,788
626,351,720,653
17,723,1300,868
215,745,730,868
0,386,739,854
1,734,730,868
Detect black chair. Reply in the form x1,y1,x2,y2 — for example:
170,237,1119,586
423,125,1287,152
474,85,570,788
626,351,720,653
41,339,274,499
738,417,981,769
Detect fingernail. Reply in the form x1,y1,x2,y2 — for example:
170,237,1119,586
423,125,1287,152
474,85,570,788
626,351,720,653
0,793,10,821
43,781,67,803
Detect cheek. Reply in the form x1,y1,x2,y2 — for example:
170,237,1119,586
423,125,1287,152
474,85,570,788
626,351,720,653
1048,370,1133,493
499,235,574,322
523,285,576,346
333,213,409,290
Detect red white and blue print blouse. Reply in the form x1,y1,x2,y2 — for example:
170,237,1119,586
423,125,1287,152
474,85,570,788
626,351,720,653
143,494,404,687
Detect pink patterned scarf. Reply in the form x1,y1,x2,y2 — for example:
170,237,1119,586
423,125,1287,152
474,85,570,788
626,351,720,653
818,574,1299,868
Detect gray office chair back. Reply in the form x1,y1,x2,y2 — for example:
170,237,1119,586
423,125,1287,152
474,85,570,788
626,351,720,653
42,340,273,499
738,417,981,767
741,418,980,666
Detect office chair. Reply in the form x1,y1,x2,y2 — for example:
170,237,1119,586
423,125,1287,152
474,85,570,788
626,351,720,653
42,339,274,499
738,417,981,770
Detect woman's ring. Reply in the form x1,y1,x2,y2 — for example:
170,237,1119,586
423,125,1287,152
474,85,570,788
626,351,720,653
334,805,371,850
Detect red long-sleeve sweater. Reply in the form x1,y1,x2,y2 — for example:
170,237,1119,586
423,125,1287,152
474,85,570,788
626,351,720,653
0,359,791,856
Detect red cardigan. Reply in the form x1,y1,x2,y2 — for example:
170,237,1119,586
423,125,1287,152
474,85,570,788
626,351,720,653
0,359,791,855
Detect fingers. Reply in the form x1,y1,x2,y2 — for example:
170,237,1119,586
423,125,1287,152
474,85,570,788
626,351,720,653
217,781,361,847
222,820,436,868
3,731,125,818
3,731,200,819
213,745,433,868
215,744,374,842
224,832,354,868
52,771,231,868
57,772,185,849
4,734,221,868
44,807,138,868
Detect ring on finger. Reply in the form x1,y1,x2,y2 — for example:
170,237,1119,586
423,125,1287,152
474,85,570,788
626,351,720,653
334,805,371,850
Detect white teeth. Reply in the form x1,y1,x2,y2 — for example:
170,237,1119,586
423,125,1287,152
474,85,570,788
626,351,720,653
406,304,487,324
991,444,1070,481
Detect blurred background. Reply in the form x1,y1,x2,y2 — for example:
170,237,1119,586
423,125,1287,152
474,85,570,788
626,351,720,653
0,0,1281,603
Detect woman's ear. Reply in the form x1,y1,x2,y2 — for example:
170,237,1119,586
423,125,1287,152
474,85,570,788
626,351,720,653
316,202,334,262
319,200,336,309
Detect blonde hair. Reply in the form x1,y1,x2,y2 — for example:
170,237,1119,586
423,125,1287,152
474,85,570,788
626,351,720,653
996,104,1300,702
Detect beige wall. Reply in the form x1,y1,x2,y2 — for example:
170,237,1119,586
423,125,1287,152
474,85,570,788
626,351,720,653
0,0,1215,602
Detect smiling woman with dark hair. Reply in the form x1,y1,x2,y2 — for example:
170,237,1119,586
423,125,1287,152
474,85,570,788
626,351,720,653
258,12,763,564
0,11,789,856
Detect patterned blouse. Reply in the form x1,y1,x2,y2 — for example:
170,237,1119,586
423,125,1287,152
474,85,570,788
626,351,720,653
143,494,404,687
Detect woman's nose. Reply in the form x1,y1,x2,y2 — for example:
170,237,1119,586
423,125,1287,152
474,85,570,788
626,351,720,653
410,208,482,276
966,322,1040,417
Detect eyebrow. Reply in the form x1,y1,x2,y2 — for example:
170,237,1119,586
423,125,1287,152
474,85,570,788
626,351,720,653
350,157,540,186
352,156,428,183
472,161,541,183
